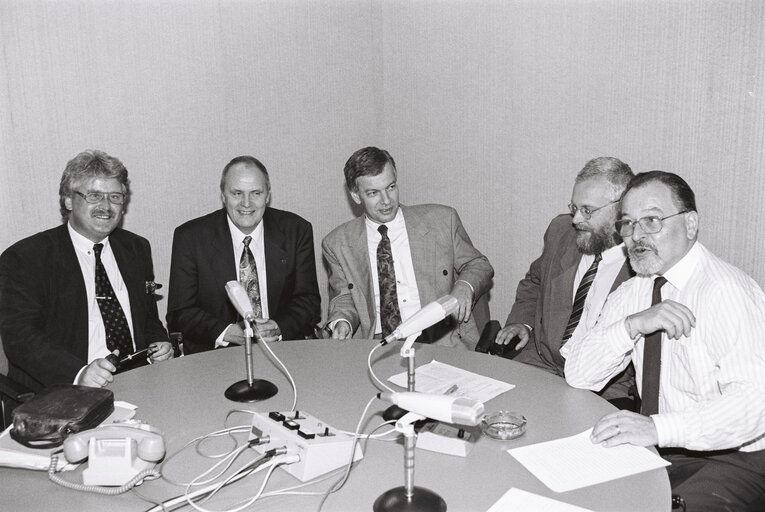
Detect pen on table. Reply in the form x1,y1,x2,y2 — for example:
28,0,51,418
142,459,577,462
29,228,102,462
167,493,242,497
444,384,459,395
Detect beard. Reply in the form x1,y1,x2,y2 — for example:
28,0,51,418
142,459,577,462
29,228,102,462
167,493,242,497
627,240,665,276
574,223,620,255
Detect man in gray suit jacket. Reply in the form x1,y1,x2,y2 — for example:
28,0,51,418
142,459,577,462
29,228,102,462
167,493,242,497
322,147,493,350
495,157,636,402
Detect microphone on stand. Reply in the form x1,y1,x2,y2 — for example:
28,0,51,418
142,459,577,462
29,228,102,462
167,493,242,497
382,295,459,345
223,281,278,402
377,392,484,426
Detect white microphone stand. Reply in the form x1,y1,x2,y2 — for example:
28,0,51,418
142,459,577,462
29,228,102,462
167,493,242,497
373,333,446,512
224,319,278,402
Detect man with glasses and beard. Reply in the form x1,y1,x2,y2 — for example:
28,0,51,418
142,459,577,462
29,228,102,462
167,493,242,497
564,171,765,511
494,157,636,406
0,150,172,391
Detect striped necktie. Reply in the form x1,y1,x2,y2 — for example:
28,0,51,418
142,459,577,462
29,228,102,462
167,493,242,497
560,253,602,345
93,243,133,356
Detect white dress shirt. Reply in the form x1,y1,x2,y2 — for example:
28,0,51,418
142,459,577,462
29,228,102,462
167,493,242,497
215,216,270,346
570,243,627,338
68,223,135,376
364,208,422,335
563,242,765,452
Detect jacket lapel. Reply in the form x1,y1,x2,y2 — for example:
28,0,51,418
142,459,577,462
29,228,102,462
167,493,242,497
263,209,286,311
401,206,434,304
55,225,90,359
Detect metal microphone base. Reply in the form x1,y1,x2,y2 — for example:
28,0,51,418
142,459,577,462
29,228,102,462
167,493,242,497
224,379,278,402
373,486,446,512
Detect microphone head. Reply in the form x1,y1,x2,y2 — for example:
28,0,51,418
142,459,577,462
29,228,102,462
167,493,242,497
225,280,255,322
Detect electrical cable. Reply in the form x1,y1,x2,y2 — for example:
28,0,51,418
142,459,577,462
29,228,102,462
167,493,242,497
48,452,160,495
253,328,298,412
367,342,396,393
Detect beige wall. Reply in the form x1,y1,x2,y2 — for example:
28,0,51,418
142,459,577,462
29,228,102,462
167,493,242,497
2,0,764,326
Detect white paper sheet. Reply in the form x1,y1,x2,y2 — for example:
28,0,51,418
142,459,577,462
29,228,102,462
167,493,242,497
507,429,670,493
388,360,514,403
486,488,596,512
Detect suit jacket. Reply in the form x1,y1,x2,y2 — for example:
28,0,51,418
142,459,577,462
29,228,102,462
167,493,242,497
322,204,494,350
506,214,635,400
0,225,168,391
167,208,321,354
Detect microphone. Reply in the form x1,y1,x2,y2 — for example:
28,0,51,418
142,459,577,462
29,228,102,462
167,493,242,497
225,281,256,323
383,295,459,344
377,391,484,426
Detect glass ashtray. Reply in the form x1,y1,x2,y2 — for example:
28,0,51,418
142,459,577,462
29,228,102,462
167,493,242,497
480,411,527,440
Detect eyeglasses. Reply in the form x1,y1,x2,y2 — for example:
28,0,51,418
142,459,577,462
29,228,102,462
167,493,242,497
74,191,126,205
568,199,618,220
615,210,690,237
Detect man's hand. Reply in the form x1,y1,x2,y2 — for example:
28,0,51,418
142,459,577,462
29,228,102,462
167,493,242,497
450,280,474,323
78,350,118,388
254,318,281,343
625,300,696,340
495,323,531,350
331,321,352,340
223,323,246,345
590,410,658,447
148,341,174,362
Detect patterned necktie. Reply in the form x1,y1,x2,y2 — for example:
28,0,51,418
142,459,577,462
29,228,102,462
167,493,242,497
560,253,602,345
640,276,668,416
239,236,262,318
93,243,133,356
377,224,401,339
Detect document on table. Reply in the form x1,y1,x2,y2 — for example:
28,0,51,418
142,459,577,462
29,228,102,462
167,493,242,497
388,360,514,403
507,428,670,493
486,488,595,512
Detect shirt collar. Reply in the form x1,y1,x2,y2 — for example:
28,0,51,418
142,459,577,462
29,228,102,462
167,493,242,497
600,242,627,264
658,240,700,290
226,214,264,247
67,221,109,252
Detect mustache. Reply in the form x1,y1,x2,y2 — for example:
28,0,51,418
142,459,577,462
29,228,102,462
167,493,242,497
91,209,116,218
628,240,657,256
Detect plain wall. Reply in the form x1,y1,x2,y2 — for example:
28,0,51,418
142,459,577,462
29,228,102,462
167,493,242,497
1,0,764,327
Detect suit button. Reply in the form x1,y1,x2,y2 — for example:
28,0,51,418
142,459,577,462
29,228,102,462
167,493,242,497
442,270,448,276
348,283,354,290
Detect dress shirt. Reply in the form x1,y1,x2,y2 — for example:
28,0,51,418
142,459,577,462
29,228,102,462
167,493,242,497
68,223,135,369
570,243,627,338
563,242,765,452
215,216,270,346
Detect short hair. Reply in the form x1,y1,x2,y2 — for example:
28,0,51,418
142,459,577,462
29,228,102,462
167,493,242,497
59,150,129,221
622,170,697,212
220,155,270,192
574,157,634,199
343,147,396,191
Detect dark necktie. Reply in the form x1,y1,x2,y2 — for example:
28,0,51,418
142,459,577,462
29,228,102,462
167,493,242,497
377,224,401,339
93,243,133,356
240,235,263,318
640,276,668,416
560,253,602,345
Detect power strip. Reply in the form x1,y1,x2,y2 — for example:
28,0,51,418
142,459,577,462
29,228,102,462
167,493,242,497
248,411,363,482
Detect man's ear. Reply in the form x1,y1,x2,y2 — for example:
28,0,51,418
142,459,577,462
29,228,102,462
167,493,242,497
349,189,361,205
64,196,73,211
685,211,699,240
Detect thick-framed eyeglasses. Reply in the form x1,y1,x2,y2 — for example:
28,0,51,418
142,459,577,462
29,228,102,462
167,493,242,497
74,190,126,205
615,210,691,237
568,199,618,220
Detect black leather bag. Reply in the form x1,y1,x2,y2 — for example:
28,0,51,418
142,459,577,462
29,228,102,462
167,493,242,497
9,384,114,448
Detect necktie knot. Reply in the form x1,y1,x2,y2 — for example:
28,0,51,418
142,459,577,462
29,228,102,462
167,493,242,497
378,224,388,237
93,243,104,258
243,235,252,247
594,253,602,263
654,276,667,290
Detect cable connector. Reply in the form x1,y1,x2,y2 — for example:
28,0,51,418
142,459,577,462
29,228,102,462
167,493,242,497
278,453,301,465
248,435,270,447
264,446,288,458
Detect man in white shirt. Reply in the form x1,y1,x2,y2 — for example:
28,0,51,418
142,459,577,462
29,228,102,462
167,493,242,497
563,171,765,510
0,150,173,391
495,157,636,404
167,156,321,354
322,147,494,350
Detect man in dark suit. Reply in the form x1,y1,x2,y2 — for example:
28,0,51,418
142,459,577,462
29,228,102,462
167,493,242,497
0,150,172,391
495,157,635,402
322,147,493,350
167,156,320,354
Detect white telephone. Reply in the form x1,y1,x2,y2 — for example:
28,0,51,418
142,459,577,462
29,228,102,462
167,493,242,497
62,424,165,487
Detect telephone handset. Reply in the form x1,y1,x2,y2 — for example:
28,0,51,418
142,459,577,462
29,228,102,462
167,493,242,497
61,424,165,487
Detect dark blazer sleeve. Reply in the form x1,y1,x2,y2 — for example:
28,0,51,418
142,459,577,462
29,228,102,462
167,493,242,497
267,212,321,340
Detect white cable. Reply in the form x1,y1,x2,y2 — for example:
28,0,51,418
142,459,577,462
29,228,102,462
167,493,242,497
368,342,396,393
253,328,298,412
